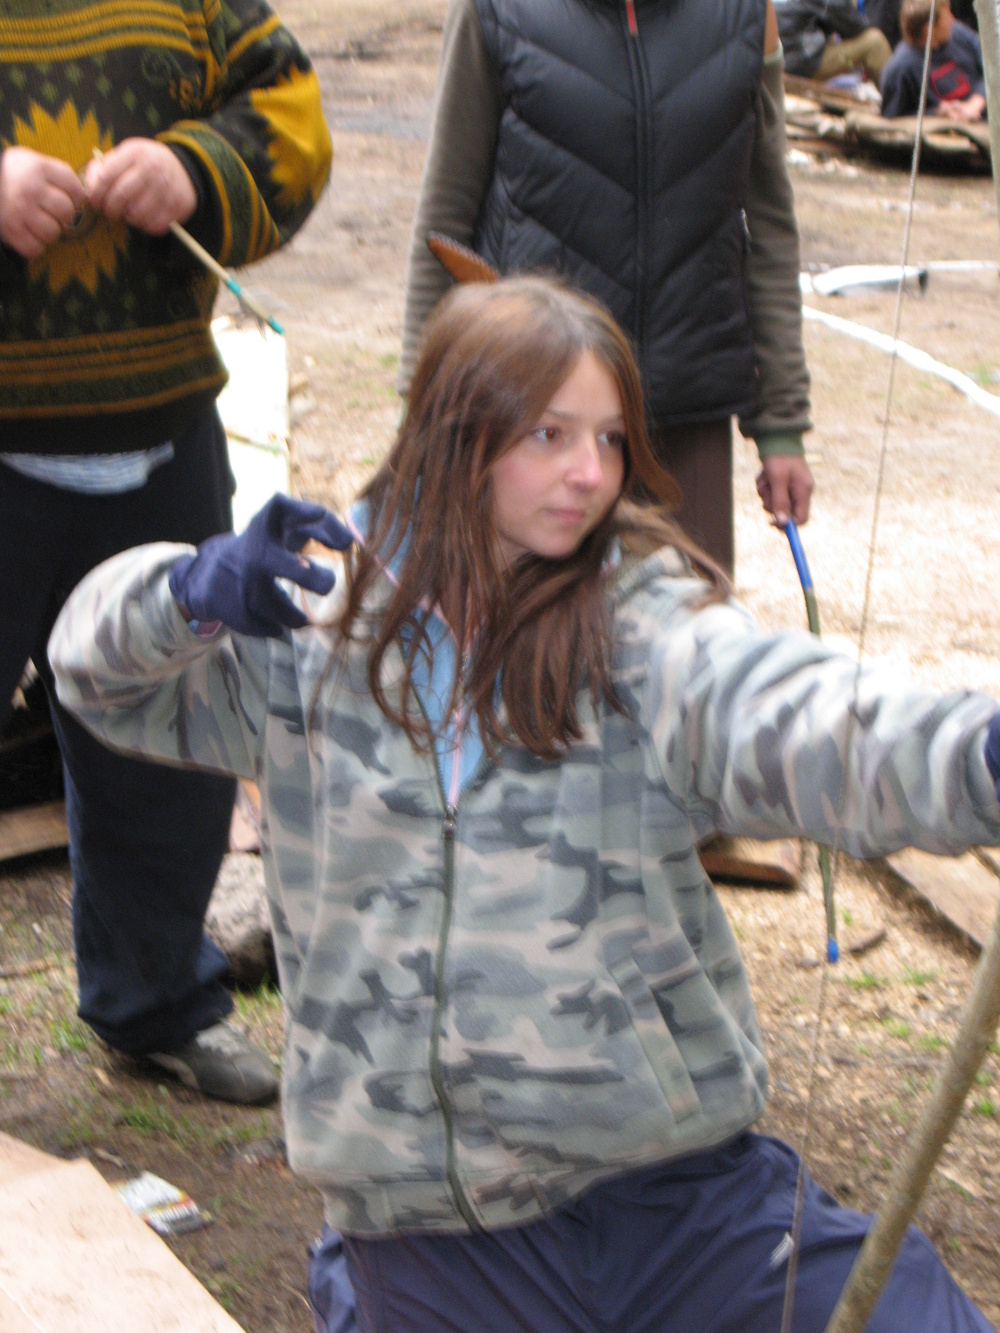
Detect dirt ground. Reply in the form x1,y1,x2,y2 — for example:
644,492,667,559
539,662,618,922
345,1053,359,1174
3,4,1000,1328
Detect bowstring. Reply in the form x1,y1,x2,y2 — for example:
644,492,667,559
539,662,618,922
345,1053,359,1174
778,12,939,1330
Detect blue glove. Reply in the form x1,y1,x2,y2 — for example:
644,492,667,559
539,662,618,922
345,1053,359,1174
169,494,353,637
986,713,1000,801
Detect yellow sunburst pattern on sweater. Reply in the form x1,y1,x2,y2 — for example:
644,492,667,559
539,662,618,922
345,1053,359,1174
12,101,128,295
249,65,332,212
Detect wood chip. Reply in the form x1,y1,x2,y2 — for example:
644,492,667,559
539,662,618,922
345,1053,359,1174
844,926,888,957
938,1166,981,1200
92,1147,127,1169
0,956,62,980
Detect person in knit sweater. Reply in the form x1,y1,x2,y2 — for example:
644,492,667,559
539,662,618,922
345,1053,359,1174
0,0,331,1102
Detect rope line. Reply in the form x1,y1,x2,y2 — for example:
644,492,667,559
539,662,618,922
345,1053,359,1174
800,305,1000,420
779,12,940,1330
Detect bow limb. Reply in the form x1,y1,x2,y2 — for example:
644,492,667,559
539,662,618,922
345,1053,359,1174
783,519,838,963
824,894,1000,1332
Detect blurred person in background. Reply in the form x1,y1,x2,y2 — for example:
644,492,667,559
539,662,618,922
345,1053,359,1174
399,0,815,580
774,0,892,83
880,0,986,120
0,0,331,1103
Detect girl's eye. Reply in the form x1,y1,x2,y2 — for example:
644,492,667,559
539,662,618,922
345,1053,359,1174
533,425,560,443
602,431,626,450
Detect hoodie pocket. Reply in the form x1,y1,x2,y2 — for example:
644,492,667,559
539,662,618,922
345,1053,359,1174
609,956,701,1124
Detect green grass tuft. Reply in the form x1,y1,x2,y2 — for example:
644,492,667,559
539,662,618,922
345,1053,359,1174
881,1016,910,1040
844,970,882,991
916,1034,948,1052
52,1016,89,1053
901,967,938,987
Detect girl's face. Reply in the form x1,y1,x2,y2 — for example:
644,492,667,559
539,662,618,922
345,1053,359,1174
491,350,626,563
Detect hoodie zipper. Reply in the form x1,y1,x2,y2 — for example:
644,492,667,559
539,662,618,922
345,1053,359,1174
351,523,480,1225
429,800,479,1228
416,693,481,1230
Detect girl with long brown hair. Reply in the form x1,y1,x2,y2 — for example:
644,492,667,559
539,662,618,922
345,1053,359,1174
50,277,995,1332
336,276,722,765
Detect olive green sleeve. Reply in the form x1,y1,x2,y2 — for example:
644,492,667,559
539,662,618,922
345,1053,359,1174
397,0,502,395
739,48,812,457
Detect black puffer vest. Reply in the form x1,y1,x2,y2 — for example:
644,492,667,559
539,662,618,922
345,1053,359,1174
472,0,766,425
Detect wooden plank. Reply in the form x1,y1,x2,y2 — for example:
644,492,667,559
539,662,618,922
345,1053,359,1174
783,80,992,159
0,1287,44,1333
0,1135,58,1183
783,72,863,113
844,110,989,160
0,1133,245,1332
0,800,67,863
887,848,1000,951
699,837,802,889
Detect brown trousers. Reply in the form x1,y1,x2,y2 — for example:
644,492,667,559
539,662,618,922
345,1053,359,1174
650,418,734,578
815,28,892,83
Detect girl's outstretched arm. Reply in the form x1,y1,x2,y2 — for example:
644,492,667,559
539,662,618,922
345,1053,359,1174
639,589,1000,858
48,542,272,783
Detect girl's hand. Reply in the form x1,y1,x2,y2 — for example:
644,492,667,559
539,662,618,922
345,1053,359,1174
168,494,354,638
83,139,198,235
0,147,87,257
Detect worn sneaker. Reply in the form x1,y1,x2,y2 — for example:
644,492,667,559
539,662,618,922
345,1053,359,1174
147,1020,279,1105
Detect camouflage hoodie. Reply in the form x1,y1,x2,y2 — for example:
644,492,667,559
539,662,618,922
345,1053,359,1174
49,540,1000,1235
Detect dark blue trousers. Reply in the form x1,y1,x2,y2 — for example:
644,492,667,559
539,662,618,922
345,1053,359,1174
308,1135,994,1333
0,407,236,1054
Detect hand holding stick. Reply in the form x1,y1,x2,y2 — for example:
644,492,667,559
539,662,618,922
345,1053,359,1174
89,147,284,335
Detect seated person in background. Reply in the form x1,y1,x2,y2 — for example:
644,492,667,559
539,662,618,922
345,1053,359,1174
880,0,986,119
775,0,892,83
865,0,976,47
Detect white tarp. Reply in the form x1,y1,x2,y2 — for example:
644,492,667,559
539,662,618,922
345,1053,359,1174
212,317,290,533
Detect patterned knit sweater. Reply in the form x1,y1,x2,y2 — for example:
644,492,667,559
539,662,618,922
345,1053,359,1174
0,0,332,451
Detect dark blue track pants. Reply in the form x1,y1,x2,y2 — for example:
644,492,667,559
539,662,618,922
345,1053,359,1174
308,1134,994,1333
0,407,236,1054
